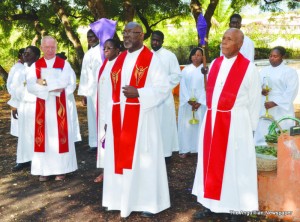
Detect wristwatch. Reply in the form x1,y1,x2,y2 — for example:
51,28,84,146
42,79,47,86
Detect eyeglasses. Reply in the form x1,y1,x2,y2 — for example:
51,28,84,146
103,47,115,51
122,30,141,36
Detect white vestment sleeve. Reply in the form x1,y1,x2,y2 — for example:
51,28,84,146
247,63,261,130
167,53,181,89
137,55,170,110
179,68,190,107
26,63,49,100
78,51,91,96
272,68,299,111
61,61,77,96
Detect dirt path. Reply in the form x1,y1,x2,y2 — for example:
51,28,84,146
0,91,266,222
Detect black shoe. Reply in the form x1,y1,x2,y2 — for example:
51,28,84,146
141,211,154,218
229,214,240,222
165,156,172,165
193,207,213,219
87,147,97,153
12,163,28,171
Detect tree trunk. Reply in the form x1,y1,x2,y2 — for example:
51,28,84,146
190,0,219,61
87,0,106,20
205,0,219,37
51,0,84,68
31,34,39,46
123,0,135,23
190,0,202,23
0,65,8,85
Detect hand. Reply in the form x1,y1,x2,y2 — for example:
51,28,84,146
201,67,208,75
81,97,87,106
188,100,195,106
36,78,44,85
192,103,201,111
122,85,139,98
262,88,269,96
12,109,18,119
264,101,277,109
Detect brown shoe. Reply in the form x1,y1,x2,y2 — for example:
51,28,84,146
55,174,66,181
39,176,49,182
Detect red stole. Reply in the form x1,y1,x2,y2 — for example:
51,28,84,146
34,57,69,153
111,47,153,174
203,53,249,200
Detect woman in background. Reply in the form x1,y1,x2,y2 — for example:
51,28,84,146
254,46,299,146
94,39,120,183
178,47,206,158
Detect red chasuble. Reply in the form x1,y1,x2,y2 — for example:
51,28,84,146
34,57,69,153
203,53,249,200
110,47,153,174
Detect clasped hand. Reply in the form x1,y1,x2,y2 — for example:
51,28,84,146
261,88,269,96
188,101,201,111
122,85,139,98
264,101,277,109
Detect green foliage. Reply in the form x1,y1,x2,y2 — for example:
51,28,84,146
256,146,277,157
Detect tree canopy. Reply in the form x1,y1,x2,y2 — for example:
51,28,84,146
0,0,299,83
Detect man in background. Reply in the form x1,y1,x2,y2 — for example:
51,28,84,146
7,46,41,171
78,29,102,152
150,30,181,163
7,48,25,140
221,13,255,62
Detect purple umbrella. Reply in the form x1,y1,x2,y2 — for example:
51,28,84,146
196,12,208,90
90,18,117,61
197,12,207,46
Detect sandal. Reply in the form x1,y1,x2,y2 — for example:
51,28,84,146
39,176,49,182
55,174,66,181
94,174,104,183
179,153,188,158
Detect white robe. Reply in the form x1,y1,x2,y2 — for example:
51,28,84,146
102,47,170,217
178,64,206,154
192,55,261,213
96,58,117,168
152,47,181,157
7,62,24,137
7,64,36,163
221,35,255,62
254,63,299,146
78,44,102,147
27,57,80,176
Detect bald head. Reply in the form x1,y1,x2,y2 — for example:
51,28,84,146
126,22,143,32
122,22,144,52
221,28,244,59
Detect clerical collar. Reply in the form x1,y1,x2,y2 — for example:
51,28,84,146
224,54,238,61
91,43,99,48
45,57,56,62
127,46,144,55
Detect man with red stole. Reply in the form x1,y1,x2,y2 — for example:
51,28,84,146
192,28,261,221
102,22,170,218
27,36,81,182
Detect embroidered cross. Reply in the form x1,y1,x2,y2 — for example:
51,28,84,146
134,65,148,86
111,69,120,90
